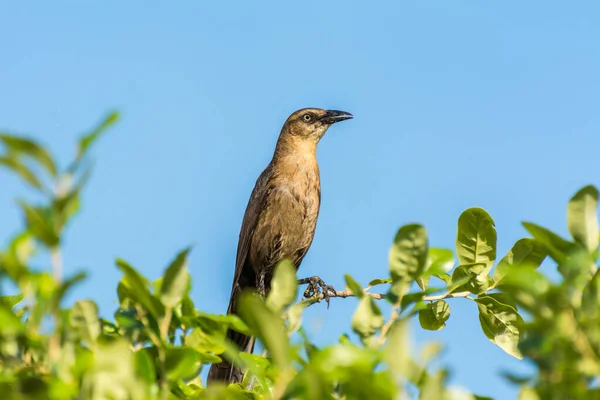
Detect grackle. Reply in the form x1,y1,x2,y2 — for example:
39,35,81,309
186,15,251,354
207,108,353,385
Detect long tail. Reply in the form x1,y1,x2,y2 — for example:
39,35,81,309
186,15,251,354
206,287,255,385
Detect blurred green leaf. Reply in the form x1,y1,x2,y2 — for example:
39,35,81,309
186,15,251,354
0,303,25,334
419,369,448,400
567,185,599,252
518,386,540,400
76,111,119,161
0,294,24,308
266,259,297,313
385,319,410,376
351,296,384,346
476,294,524,359
237,292,290,368
494,266,552,315
418,300,450,331
493,238,547,285
186,328,224,355
420,342,443,365
0,134,57,176
165,347,206,381
116,258,163,318
522,222,576,265
161,247,192,308
133,350,156,384
582,268,600,317
18,201,59,247
70,300,101,347
89,339,148,399
0,156,44,190
238,352,270,391
345,274,364,298
54,271,87,308
456,208,496,272
192,311,250,336
287,300,310,334
368,278,392,287
425,248,455,284
53,189,81,231
389,224,428,281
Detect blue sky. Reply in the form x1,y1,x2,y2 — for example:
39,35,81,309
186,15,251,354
1,1,599,397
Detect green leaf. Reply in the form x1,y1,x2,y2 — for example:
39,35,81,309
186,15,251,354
186,327,225,354
77,111,119,161
522,222,576,265
18,201,59,247
420,342,443,365
568,185,599,252
351,296,384,346
165,347,210,381
475,294,524,359
237,292,290,368
0,134,57,176
451,264,491,294
0,303,25,334
192,312,250,336
389,224,428,281
426,248,455,277
493,238,548,285
70,300,101,347
368,278,392,287
161,247,192,308
0,294,24,308
345,274,364,299
418,300,450,331
238,353,270,390
88,339,148,399
53,189,82,231
133,350,156,384
116,259,163,318
456,208,496,272
582,268,600,317
266,259,298,313
286,300,310,334
385,319,410,376
0,156,44,190
419,369,448,400
518,386,540,400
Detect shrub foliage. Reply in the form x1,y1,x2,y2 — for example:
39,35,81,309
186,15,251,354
0,113,599,399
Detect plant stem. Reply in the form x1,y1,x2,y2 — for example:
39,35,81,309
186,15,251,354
51,246,62,282
48,246,63,370
303,288,475,306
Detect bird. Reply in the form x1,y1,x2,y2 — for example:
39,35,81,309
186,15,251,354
207,107,353,385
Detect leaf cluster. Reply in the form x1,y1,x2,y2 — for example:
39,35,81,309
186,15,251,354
1,114,599,399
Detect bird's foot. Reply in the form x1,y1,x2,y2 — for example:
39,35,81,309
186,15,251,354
298,276,337,308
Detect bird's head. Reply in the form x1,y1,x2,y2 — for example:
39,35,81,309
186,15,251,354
282,108,353,141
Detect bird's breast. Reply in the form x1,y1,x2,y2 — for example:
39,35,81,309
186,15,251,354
249,165,321,272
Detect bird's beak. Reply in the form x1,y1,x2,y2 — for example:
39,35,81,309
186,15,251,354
319,110,354,124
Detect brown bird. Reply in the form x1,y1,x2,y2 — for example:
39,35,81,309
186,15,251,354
207,107,353,385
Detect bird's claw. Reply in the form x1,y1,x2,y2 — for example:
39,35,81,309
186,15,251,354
298,276,337,308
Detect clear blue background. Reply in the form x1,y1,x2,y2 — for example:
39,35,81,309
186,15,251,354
1,1,599,397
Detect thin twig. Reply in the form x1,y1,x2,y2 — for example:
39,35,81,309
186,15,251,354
303,287,474,306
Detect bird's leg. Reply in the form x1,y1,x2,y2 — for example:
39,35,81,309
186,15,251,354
297,276,337,308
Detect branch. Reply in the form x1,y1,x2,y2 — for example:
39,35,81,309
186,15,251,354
302,285,474,306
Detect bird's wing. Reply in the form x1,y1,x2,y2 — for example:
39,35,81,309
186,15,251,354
230,163,274,293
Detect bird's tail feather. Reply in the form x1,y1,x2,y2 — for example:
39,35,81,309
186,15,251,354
206,287,255,385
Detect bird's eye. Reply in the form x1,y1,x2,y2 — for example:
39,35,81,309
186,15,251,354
302,114,312,122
